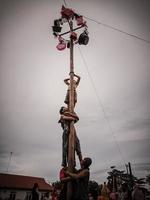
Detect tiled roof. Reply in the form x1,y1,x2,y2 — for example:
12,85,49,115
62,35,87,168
0,173,53,191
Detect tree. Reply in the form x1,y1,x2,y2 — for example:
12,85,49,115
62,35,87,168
107,167,125,191
88,180,99,200
146,174,150,185
107,165,145,192
52,181,62,190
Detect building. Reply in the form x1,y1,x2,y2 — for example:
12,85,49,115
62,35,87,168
0,173,53,200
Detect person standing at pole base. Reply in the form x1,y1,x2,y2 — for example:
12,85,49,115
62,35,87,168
131,185,144,200
31,183,39,200
59,166,77,200
66,157,92,200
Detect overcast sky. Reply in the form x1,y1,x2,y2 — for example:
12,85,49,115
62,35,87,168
0,0,150,183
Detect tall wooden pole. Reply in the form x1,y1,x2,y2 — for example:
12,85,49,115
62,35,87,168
67,20,75,200
52,7,89,199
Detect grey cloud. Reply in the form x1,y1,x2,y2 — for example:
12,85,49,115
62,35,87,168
120,118,150,133
0,0,150,183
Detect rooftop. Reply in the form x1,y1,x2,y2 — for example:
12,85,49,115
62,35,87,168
0,173,53,191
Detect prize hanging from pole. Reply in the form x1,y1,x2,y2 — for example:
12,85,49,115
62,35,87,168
52,5,89,51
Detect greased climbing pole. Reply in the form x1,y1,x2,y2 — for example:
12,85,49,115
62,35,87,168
52,6,89,200
67,20,75,200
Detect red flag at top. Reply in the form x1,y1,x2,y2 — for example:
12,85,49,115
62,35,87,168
61,5,74,19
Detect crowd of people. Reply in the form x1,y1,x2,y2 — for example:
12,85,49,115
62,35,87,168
31,180,145,200
96,182,145,200
31,156,92,200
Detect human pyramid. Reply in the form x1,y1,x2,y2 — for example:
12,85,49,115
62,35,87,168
58,73,82,167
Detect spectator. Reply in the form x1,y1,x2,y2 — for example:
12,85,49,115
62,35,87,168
31,183,39,200
132,185,144,200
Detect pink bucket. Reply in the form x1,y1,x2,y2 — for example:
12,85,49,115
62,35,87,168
56,42,66,50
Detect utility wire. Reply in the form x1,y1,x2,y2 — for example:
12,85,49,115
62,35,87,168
83,15,150,44
62,1,150,44
78,46,126,166
63,0,67,7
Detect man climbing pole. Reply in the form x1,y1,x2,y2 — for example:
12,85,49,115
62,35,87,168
58,106,82,167
64,73,81,108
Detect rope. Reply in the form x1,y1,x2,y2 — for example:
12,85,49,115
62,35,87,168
78,46,126,166
63,0,67,7
61,1,150,44
83,15,150,44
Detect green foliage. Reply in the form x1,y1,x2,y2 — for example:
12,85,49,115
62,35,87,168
107,165,145,191
88,180,99,200
146,174,150,185
52,181,62,190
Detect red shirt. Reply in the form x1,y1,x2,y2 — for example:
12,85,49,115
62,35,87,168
59,168,66,180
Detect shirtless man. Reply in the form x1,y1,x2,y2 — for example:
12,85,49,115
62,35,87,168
66,157,92,200
64,73,80,107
